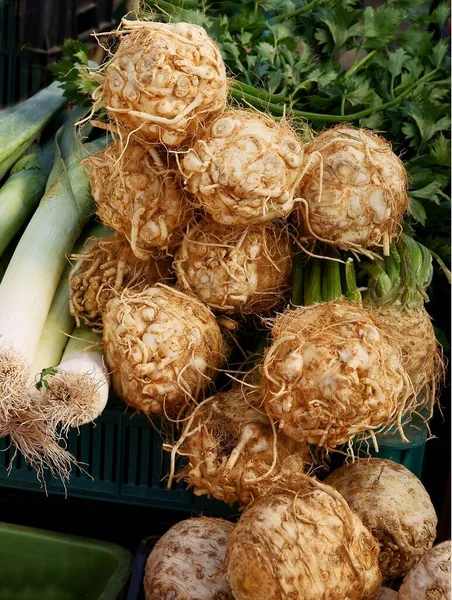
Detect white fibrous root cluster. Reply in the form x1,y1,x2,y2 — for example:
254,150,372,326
398,541,451,600
372,305,444,417
226,481,382,600
298,126,409,256
170,388,309,506
325,458,438,580
260,299,410,448
86,141,193,259
69,233,173,330
181,110,305,225
174,221,293,314
102,285,223,416
102,20,228,147
144,517,234,600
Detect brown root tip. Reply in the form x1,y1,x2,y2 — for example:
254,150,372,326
43,372,102,434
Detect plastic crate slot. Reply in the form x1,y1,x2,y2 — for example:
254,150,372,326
91,421,102,481
104,421,117,483
139,426,150,488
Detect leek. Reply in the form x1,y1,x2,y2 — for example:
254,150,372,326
40,326,109,433
32,222,110,378
0,81,66,180
0,141,55,257
0,109,105,419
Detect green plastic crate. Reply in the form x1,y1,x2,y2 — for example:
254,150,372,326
0,405,238,517
0,521,133,600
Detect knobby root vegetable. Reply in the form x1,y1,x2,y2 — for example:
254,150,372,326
40,326,109,434
372,305,444,418
261,299,410,448
181,109,305,225
298,126,408,257
169,388,309,506
86,140,192,259
144,517,234,600
69,232,173,330
99,19,227,147
103,284,223,416
398,541,451,600
325,458,438,580
226,479,382,600
174,221,292,314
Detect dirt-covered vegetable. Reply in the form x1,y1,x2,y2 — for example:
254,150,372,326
226,479,382,600
298,126,408,257
103,284,223,415
144,517,234,600
325,458,438,580
174,221,292,314
69,232,172,330
181,109,305,225
99,19,227,147
85,140,192,259
398,541,451,600
376,588,398,599
169,387,309,506
260,299,409,448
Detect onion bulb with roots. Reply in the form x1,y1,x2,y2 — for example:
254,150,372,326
102,285,223,416
182,110,305,225
325,458,438,580
371,305,444,417
226,480,382,600
144,517,234,600
86,140,192,259
101,20,227,147
298,126,409,256
398,541,451,600
169,388,310,506
174,221,293,314
261,299,410,448
69,233,172,330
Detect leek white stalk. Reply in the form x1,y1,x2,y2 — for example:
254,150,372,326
40,326,109,432
0,80,66,180
0,141,55,257
0,110,104,422
31,222,110,378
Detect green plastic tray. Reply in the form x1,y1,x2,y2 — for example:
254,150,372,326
0,521,133,600
0,405,238,517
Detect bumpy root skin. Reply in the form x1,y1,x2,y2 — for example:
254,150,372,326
85,141,193,259
260,299,410,449
174,221,293,315
69,233,173,330
298,126,409,256
144,517,234,600
226,482,382,600
182,109,305,225
102,285,223,416
171,388,309,506
326,458,438,580
398,541,451,600
102,20,228,147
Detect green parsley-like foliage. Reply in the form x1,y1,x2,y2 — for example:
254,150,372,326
35,366,59,391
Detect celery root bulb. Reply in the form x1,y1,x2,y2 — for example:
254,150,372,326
226,482,382,600
398,541,451,600
86,141,192,259
372,305,443,416
325,458,438,580
298,126,408,256
182,110,305,225
174,221,292,314
69,233,172,330
261,300,409,448
172,388,309,506
144,517,234,600
103,20,227,147
102,285,223,415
